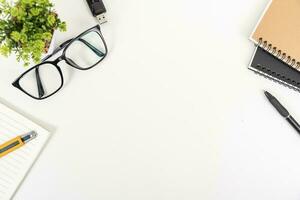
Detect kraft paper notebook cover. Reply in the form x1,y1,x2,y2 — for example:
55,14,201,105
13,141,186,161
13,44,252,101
250,0,300,70
0,103,50,200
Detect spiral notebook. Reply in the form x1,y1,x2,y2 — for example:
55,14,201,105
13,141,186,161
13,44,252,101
0,102,50,200
249,47,300,91
249,0,300,89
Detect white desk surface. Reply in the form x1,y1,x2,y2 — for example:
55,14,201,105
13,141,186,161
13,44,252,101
1,0,300,199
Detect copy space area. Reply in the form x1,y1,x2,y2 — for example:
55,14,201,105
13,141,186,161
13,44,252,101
0,0,297,199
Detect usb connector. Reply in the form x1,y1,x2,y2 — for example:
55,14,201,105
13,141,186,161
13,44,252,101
97,13,107,24
86,0,107,24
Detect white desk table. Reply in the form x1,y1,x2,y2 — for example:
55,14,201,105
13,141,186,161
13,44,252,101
1,0,300,199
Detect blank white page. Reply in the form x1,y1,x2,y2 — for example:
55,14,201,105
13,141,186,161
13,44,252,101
0,103,50,200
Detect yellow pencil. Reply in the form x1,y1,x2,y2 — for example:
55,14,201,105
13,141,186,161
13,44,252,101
0,131,37,158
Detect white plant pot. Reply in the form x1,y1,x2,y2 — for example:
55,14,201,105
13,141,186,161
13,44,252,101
42,32,56,59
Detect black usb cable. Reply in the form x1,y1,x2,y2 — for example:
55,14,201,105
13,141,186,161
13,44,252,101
86,0,107,24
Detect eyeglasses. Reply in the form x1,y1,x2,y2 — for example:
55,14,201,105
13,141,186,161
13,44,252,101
12,25,107,100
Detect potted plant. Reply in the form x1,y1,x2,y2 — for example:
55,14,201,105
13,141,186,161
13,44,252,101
0,0,66,66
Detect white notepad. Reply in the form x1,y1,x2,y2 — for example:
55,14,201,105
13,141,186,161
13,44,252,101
0,103,50,200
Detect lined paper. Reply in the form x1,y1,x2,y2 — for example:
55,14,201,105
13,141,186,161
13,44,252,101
0,103,50,200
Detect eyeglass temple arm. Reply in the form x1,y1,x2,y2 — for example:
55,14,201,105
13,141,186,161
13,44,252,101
78,38,105,57
35,67,45,98
35,38,105,98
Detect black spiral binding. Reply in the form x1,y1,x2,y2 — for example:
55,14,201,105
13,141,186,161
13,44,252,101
254,64,300,92
258,37,300,70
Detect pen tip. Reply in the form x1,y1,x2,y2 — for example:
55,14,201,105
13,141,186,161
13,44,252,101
264,90,273,99
264,90,269,95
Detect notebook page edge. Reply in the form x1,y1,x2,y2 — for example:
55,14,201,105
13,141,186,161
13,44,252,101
0,103,51,135
248,46,259,69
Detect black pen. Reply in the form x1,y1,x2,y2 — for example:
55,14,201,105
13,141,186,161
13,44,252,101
264,91,300,134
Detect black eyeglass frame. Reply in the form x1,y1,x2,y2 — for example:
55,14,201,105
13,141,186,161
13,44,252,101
12,24,108,100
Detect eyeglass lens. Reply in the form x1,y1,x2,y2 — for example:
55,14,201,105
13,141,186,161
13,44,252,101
65,31,106,69
19,64,62,99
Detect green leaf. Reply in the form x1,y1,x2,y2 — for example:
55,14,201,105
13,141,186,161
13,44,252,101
10,31,21,42
0,44,10,57
20,33,27,43
10,7,18,17
58,21,67,32
47,14,55,26
30,8,41,16
42,32,52,40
